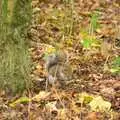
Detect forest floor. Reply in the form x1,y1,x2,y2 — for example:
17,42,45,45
0,0,120,120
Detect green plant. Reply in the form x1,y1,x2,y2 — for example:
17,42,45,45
80,31,101,49
89,11,100,34
110,56,120,74
80,11,100,50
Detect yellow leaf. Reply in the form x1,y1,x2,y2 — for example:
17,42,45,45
32,91,51,102
36,64,42,70
89,96,111,112
45,101,57,111
45,45,56,54
66,39,73,46
58,108,68,119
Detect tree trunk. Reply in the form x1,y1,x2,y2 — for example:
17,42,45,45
0,0,32,94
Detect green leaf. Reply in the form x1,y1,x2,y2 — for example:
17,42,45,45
9,97,31,107
109,57,120,74
81,38,92,49
80,33,100,49
109,68,120,73
112,56,120,67
90,11,100,32
77,92,93,104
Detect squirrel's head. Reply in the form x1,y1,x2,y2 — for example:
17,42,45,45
45,50,68,71
45,53,58,70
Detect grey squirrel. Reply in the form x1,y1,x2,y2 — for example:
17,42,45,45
45,51,72,85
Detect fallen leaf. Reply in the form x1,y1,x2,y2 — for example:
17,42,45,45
85,112,98,120
89,96,111,112
32,91,51,102
10,97,31,107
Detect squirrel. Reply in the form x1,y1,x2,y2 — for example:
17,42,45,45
45,50,72,85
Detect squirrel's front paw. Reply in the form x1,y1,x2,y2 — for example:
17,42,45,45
47,75,57,85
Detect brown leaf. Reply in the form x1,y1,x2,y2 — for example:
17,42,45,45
85,112,99,120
